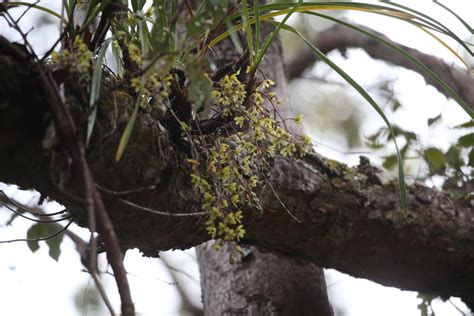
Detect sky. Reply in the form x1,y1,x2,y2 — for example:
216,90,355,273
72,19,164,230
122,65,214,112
0,1,473,315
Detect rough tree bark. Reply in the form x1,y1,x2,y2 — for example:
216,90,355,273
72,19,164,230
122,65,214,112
1,14,473,316
198,243,331,315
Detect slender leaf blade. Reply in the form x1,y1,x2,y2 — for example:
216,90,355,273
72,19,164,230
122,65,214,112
87,39,111,146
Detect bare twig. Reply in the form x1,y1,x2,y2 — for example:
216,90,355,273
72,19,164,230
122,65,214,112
0,191,69,217
118,198,208,217
95,183,157,196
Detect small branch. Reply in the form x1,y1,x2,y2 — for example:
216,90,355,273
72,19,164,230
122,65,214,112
118,198,208,217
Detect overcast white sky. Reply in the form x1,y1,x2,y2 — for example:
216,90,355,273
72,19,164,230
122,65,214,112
0,1,473,315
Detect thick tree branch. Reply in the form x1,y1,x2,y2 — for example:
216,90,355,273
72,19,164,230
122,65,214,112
1,35,473,304
249,155,474,301
0,35,134,316
287,24,474,110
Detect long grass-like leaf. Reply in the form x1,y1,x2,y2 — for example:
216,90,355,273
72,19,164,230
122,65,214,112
251,1,302,73
79,0,111,34
415,24,471,70
379,0,473,56
254,0,260,56
210,2,473,118
210,3,426,47
433,0,473,34
64,0,76,23
224,17,244,55
242,0,254,67
214,2,471,57
304,11,473,118
86,39,112,146
273,20,409,212
4,2,62,19
111,40,124,77
116,96,141,162
139,18,152,58
131,0,146,12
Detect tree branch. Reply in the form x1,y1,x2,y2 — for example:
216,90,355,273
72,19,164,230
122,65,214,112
286,24,474,110
1,35,473,304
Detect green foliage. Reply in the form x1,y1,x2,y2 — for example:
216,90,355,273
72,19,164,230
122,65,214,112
188,73,310,257
427,113,442,126
87,39,111,146
367,113,473,199
423,148,446,174
26,223,64,261
458,133,474,148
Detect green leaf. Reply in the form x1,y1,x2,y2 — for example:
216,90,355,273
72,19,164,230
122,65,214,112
427,113,442,126
442,175,463,198
111,40,124,77
453,119,474,129
224,18,244,54
3,2,62,19
45,231,63,261
433,0,473,33
241,0,254,67
445,146,464,169
139,18,152,58
26,223,64,261
392,125,417,142
365,127,388,148
116,96,141,161
131,0,146,12
215,1,474,65
26,223,43,253
64,0,77,27
379,1,472,55
424,147,446,174
458,133,474,148
391,99,402,112
253,0,260,55
252,0,302,73
79,0,111,34
382,154,398,170
301,11,473,118
87,39,112,146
